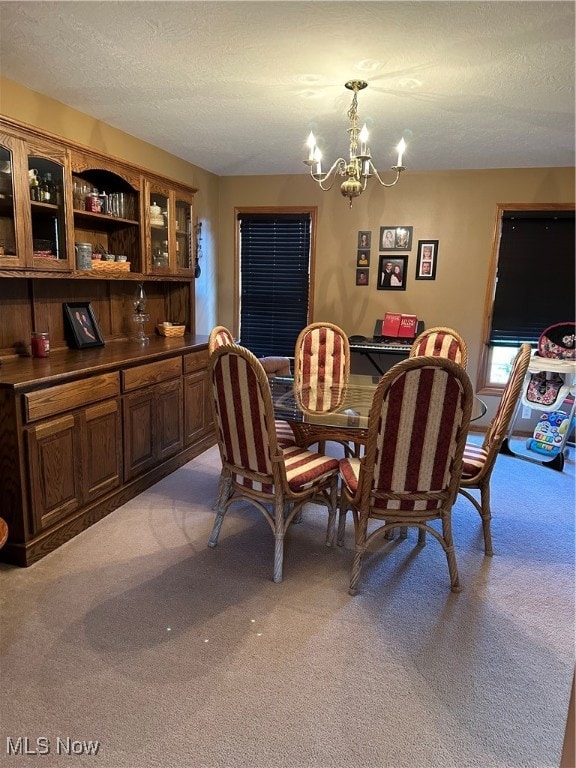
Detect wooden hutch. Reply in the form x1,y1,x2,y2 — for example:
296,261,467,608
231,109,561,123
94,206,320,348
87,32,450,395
0,116,215,566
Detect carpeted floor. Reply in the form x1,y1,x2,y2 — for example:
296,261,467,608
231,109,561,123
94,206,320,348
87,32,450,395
1,441,574,768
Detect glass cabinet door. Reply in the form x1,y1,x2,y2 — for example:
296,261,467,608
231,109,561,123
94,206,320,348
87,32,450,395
28,149,69,268
0,143,18,263
175,197,192,271
148,186,170,271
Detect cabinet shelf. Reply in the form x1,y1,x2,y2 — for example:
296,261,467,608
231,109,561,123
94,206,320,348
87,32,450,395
73,209,138,226
31,200,59,211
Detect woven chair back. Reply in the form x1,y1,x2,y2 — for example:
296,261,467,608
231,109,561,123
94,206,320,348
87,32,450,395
210,345,279,490
410,326,468,368
294,322,350,412
482,343,532,455
208,325,234,353
363,356,473,513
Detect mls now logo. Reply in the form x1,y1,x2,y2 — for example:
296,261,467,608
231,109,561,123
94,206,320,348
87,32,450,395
6,737,100,756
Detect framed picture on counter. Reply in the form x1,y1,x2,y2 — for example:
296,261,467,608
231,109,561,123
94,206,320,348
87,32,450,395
63,302,105,349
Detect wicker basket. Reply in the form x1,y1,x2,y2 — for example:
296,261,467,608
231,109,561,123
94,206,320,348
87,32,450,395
91,260,131,276
156,324,186,337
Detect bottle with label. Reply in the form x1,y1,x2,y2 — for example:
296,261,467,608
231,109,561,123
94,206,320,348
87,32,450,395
39,174,52,203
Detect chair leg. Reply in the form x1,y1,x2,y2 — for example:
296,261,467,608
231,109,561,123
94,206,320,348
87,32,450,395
441,514,462,593
348,544,366,595
399,526,408,540
208,508,226,547
417,528,427,546
479,480,493,556
214,469,232,512
337,508,347,547
273,532,285,583
324,476,338,547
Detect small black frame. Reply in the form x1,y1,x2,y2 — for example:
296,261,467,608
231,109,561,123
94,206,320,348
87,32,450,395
63,302,104,349
415,240,439,280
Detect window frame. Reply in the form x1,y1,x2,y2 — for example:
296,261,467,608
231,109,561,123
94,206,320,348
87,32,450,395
478,202,575,395
233,206,317,354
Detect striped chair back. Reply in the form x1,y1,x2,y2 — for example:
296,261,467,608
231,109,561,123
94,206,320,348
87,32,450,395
410,326,468,368
364,356,473,512
211,344,278,491
209,325,235,353
294,322,350,412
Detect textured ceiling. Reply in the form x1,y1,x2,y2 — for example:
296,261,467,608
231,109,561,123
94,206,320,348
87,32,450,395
0,1,574,176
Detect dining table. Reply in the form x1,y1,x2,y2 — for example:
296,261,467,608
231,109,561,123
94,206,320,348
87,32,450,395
271,373,487,449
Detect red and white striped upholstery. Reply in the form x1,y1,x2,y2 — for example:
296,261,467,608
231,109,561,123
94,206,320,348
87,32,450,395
410,326,468,369
458,344,531,555
339,356,473,595
209,344,339,583
294,322,350,413
208,325,235,352
208,324,295,448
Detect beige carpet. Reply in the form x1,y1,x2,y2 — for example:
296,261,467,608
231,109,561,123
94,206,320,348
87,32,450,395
1,441,574,768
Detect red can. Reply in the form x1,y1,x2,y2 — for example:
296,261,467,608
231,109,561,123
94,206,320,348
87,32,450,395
31,332,50,358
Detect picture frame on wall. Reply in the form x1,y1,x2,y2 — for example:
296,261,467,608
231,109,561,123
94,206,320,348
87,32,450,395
63,302,105,349
356,268,369,286
377,255,408,291
358,231,371,249
379,226,413,251
415,240,439,280
357,250,370,267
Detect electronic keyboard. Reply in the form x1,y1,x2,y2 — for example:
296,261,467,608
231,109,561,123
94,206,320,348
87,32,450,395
349,340,412,353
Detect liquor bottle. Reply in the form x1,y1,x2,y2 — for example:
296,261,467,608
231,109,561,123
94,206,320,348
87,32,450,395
39,174,52,203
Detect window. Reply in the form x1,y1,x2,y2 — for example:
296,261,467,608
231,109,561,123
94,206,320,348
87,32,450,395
236,209,315,358
481,205,575,389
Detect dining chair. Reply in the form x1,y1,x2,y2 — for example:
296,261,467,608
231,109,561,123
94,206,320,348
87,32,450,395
459,343,531,555
208,344,340,583
409,326,469,368
208,325,295,448
338,356,473,594
294,322,350,412
294,321,353,455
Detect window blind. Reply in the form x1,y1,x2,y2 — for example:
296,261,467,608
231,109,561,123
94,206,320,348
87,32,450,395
489,215,575,346
239,212,311,358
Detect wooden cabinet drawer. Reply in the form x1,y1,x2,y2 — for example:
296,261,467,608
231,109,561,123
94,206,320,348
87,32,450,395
122,356,182,392
183,349,210,374
24,373,120,423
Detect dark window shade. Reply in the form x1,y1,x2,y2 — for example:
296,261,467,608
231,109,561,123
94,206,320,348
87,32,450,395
239,213,311,357
490,216,575,346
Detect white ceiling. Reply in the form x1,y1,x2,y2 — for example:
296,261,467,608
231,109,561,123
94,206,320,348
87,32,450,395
0,1,574,177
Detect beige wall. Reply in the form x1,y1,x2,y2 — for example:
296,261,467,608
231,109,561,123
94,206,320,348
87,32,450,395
2,76,575,424
219,168,574,423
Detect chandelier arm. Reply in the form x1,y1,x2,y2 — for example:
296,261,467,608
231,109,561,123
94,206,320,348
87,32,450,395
369,163,404,188
310,158,348,189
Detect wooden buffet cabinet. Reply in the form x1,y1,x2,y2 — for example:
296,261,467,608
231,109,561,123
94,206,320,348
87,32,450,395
0,117,216,566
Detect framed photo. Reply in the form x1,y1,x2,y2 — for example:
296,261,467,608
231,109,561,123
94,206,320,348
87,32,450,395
415,240,438,280
379,226,413,251
357,249,370,267
377,255,408,291
63,302,104,349
356,268,369,286
358,231,371,250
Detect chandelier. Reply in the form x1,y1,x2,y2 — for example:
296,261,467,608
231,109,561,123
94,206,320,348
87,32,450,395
304,80,406,207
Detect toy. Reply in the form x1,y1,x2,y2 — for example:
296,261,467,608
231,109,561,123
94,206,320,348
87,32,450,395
526,410,572,457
